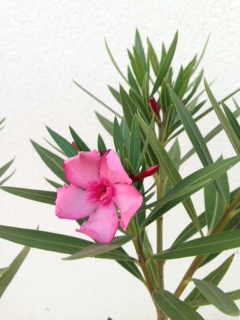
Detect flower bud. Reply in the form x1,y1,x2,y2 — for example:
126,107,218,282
131,165,159,182
149,97,160,119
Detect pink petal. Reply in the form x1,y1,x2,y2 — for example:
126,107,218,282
112,184,142,231
77,201,118,243
63,150,100,189
99,150,132,185
55,184,97,220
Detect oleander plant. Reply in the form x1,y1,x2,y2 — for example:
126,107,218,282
1,31,240,319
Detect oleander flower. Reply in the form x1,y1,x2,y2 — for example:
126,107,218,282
55,149,142,243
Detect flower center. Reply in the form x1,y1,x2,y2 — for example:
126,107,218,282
87,179,114,205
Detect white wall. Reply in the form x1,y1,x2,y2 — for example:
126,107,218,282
0,1,240,319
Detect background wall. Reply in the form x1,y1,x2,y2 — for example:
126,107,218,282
0,1,240,319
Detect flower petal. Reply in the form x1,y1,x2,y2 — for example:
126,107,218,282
55,184,97,220
77,201,118,243
63,150,100,189
113,184,142,231
99,150,132,185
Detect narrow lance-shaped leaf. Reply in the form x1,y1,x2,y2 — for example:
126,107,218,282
191,278,239,316
185,254,234,306
105,39,128,84
31,140,66,182
0,186,56,205
46,126,77,157
113,117,125,158
204,79,240,155
0,158,14,178
63,235,135,260
130,115,141,174
73,79,121,117
204,183,223,234
152,289,204,320
95,111,113,136
119,86,138,130
152,229,240,260
168,85,229,205
151,31,178,95
147,37,160,76
189,289,240,308
0,225,91,254
69,126,90,151
222,102,240,140
97,134,107,153
0,246,31,298
134,29,146,71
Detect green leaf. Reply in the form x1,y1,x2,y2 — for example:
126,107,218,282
130,116,141,174
165,139,181,194
135,29,146,71
73,80,121,117
46,126,77,157
204,182,223,234
189,289,240,308
63,235,135,260
0,225,91,254
147,37,160,76
152,289,204,320
127,67,141,95
222,102,240,140
192,278,239,316
130,47,146,86
0,186,56,205
0,158,14,178
184,69,204,105
0,170,15,186
179,108,240,165
69,126,90,151
119,86,138,130
108,85,121,104
45,178,62,189
113,117,125,156
152,229,240,260
97,134,107,153
142,72,149,107
95,112,113,136
151,31,178,95
31,140,66,182
185,254,234,306
105,39,128,84
0,246,30,298
168,85,228,205
204,79,240,155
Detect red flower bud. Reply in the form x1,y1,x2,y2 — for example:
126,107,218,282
131,165,159,183
149,98,160,119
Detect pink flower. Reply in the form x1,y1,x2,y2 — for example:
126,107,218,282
55,150,142,243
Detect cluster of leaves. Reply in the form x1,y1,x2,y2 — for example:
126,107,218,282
1,31,240,319
0,117,30,299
